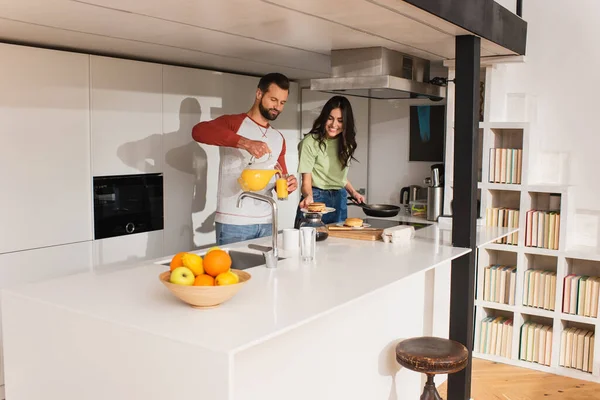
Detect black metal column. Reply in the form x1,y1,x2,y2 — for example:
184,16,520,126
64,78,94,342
448,35,480,400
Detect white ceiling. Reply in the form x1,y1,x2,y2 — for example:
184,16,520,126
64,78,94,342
0,0,519,79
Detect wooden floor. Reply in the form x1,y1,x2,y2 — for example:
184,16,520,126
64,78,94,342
437,358,600,399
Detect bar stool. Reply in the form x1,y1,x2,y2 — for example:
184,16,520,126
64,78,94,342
395,336,469,400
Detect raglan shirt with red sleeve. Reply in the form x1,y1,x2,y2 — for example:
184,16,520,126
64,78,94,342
192,113,288,225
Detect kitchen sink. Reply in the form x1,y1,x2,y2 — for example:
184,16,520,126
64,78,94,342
228,250,270,270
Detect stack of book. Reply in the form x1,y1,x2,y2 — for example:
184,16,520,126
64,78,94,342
478,317,513,358
524,210,560,250
519,322,553,366
488,148,523,184
483,265,516,305
562,275,600,317
485,207,520,245
559,327,595,373
523,269,557,311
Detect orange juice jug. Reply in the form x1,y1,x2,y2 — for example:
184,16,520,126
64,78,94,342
238,169,278,191
237,158,284,192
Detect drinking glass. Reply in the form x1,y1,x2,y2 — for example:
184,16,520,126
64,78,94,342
276,173,289,201
299,227,316,262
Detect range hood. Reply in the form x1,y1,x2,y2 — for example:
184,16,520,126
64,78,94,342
310,47,446,100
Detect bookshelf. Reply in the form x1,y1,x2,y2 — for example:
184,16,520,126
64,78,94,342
451,61,600,383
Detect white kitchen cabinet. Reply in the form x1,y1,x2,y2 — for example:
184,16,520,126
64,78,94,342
93,231,164,271
0,241,93,390
300,89,369,218
91,56,163,176
0,44,93,254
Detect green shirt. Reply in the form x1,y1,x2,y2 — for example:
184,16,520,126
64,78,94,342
297,134,348,190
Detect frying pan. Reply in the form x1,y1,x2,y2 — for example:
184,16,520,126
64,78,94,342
347,197,401,218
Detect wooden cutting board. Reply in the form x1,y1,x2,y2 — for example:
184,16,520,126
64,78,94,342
327,225,383,241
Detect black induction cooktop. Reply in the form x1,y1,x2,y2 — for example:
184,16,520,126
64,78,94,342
363,218,432,231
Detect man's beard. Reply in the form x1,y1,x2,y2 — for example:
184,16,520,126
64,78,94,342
259,101,279,121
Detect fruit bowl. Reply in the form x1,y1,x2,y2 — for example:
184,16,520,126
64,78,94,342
159,269,251,309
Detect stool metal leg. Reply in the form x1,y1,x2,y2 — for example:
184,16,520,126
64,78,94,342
420,374,442,400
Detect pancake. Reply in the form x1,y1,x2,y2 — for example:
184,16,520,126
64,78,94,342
307,202,326,212
344,217,364,227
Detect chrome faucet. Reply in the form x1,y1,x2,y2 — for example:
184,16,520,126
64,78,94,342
236,192,278,268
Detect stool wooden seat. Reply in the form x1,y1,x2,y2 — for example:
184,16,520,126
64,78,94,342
396,336,469,400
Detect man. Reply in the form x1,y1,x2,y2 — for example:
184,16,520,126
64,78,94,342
192,72,298,245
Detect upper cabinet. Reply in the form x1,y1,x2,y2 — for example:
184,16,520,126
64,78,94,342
90,56,163,177
0,44,93,254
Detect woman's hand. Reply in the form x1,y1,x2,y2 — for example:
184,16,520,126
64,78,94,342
347,187,365,204
345,181,364,204
350,192,365,204
299,195,314,209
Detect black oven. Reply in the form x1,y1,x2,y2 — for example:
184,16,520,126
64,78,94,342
93,173,164,240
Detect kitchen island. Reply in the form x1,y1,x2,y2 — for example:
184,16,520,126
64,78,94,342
1,223,515,400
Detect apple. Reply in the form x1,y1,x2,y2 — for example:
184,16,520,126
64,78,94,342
169,267,195,286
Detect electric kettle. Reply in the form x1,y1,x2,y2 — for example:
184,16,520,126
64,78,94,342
400,185,423,205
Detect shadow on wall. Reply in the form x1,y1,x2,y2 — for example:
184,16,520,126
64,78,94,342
164,98,216,238
117,97,214,255
378,338,403,400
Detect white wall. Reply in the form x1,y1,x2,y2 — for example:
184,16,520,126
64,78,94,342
495,0,517,13
498,0,600,242
368,99,441,205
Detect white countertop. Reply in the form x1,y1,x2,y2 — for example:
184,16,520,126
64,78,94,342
3,235,471,355
367,215,518,248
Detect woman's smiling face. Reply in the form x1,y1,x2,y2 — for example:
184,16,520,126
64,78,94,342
325,108,343,138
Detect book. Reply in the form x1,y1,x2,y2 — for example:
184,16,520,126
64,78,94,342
563,274,575,313
520,322,530,360
516,149,523,184
500,148,507,183
508,267,517,306
532,211,539,247
560,327,568,366
545,328,553,366
489,148,496,183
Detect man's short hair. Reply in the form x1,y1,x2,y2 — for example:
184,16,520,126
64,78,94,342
258,73,290,93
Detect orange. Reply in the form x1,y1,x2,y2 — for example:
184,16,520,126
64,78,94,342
203,249,232,277
169,252,187,271
193,274,215,286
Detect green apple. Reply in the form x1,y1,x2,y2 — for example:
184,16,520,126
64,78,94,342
169,267,195,286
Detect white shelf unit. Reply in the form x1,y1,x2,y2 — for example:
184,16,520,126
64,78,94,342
443,59,600,382
473,98,600,382
476,159,600,381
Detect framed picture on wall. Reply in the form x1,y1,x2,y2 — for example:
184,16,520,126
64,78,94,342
409,105,445,162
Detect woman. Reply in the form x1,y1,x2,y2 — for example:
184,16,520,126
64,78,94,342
295,95,365,227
